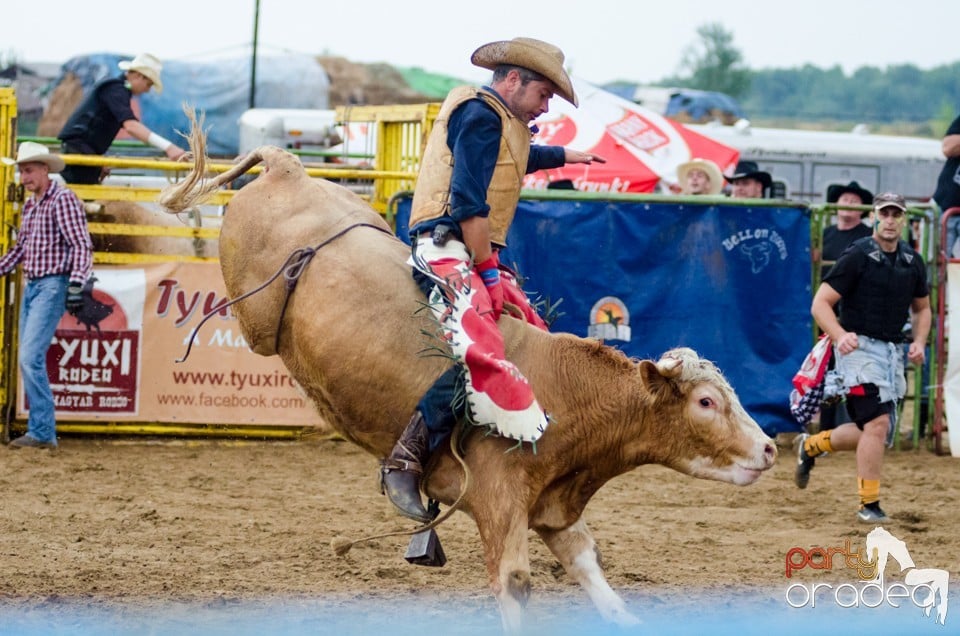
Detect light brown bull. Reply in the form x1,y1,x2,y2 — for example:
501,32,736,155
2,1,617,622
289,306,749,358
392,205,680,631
159,123,777,633
88,200,217,258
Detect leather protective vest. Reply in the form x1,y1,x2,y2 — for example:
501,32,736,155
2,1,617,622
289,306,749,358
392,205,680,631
410,86,531,247
839,237,922,342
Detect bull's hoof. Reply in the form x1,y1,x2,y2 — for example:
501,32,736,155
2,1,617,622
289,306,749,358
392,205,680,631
380,467,432,524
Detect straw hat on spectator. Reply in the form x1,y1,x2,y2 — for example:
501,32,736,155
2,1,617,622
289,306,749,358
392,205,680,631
3,141,66,173
677,158,724,195
118,53,164,93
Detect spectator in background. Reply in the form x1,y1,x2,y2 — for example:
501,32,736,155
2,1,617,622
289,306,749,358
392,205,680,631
934,113,960,257
677,158,724,195
816,181,874,432
820,181,875,274
0,143,93,449
57,53,188,184
727,160,772,199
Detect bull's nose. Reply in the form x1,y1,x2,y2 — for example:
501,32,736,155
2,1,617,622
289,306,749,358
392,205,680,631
763,441,777,467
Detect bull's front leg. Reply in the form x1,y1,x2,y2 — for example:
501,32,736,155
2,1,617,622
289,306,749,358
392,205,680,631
536,518,640,626
474,508,532,635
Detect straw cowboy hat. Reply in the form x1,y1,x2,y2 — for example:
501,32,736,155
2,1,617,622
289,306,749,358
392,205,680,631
118,52,164,93
677,158,724,195
3,141,66,173
471,37,578,107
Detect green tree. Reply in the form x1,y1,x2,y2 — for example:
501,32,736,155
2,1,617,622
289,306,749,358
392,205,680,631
677,23,751,98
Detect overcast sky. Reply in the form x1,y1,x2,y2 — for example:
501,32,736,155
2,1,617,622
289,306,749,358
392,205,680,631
6,0,959,85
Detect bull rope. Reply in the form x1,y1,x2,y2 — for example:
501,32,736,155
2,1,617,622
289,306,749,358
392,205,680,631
175,222,391,363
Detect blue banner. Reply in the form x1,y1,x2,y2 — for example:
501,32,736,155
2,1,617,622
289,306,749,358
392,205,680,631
395,197,813,435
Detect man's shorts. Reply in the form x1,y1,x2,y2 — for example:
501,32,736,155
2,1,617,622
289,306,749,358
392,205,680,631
845,383,895,429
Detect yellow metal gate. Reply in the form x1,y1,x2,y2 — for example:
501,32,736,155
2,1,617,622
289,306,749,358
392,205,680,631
1,87,21,434
0,88,438,440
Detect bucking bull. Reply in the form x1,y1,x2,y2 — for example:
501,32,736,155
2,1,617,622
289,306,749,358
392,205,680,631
159,117,777,633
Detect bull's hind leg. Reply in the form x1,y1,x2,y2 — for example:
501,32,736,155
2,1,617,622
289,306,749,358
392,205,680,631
536,519,640,626
474,509,532,635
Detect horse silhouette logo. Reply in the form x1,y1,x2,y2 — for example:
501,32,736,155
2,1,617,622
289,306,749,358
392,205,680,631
866,527,949,625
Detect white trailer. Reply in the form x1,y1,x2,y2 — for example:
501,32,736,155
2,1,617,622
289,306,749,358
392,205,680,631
237,108,376,163
690,120,945,203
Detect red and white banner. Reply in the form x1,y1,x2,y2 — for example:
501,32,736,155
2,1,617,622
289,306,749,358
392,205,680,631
523,77,740,194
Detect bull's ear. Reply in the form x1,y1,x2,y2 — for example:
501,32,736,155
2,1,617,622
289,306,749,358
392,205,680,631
639,359,673,399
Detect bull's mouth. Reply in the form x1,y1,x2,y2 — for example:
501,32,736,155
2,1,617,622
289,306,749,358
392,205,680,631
733,463,767,485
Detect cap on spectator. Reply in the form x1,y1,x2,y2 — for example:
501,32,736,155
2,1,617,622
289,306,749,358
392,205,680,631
873,192,907,212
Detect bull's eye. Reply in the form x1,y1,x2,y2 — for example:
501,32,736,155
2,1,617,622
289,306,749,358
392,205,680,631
699,397,714,408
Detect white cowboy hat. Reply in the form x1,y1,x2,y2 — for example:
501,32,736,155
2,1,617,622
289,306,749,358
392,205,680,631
2,141,66,173
677,158,724,195
118,52,164,93
471,37,578,107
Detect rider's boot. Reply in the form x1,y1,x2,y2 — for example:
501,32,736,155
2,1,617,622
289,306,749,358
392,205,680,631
380,411,432,523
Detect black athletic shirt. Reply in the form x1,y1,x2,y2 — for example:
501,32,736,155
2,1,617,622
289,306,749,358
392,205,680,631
57,76,137,154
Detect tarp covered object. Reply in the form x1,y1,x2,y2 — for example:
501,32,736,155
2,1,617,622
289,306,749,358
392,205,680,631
54,53,329,155
522,78,740,194
394,196,812,435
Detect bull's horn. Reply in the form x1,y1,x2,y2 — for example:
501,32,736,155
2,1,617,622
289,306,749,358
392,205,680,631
655,357,683,377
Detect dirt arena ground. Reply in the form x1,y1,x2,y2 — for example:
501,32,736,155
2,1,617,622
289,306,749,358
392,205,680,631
0,432,957,633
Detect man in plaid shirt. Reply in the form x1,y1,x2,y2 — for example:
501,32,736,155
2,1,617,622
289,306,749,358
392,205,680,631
1,142,92,450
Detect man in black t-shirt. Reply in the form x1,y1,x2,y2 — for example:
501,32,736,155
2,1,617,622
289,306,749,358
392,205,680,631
57,53,188,184
795,193,930,524
934,114,960,257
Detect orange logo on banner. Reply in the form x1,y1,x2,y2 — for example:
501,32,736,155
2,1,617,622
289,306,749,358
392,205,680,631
587,296,632,342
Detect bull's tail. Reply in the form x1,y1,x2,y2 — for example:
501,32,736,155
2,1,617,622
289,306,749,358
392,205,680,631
158,108,267,214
